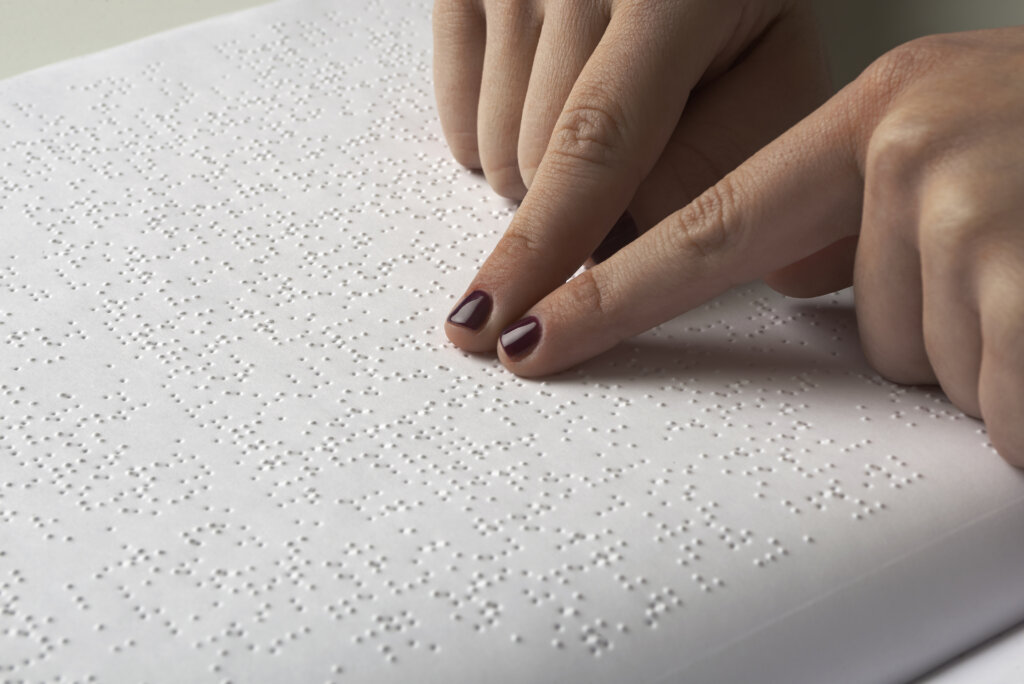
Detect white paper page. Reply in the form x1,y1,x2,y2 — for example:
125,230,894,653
1,1,1023,682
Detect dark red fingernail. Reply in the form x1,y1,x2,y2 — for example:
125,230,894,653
447,290,492,330
592,211,638,264
500,316,541,358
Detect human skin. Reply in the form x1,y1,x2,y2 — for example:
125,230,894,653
434,0,1024,467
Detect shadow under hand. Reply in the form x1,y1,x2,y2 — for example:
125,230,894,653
544,295,875,388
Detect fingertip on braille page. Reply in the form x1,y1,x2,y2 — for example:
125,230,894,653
500,316,541,359
447,290,492,330
591,211,638,264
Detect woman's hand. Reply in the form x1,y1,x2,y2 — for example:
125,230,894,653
434,1,1024,466
433,0,827,198
434,0,830,323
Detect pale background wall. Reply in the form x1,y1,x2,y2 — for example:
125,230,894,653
812,0,1024,85
1,0,1023,83
0,0,273,79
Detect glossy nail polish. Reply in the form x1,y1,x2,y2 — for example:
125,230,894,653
591,211,638,264
447,290,492,330
500,316,541,358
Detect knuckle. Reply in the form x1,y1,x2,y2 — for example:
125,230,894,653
568,267,616,318
919,180,992,257
857,37,943,105
867,110,942,181
498,223,546,262
548,98,628,172
663,182,741,268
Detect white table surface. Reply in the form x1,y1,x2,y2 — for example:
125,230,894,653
2,1,1021,680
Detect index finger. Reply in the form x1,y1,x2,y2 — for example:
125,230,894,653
444,1,765,350
497,88,868,376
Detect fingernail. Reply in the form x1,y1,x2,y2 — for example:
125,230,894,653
500,316,541,359
447,290,492,330
592,211,638,264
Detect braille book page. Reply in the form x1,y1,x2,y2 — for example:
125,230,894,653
1,1,1023,682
